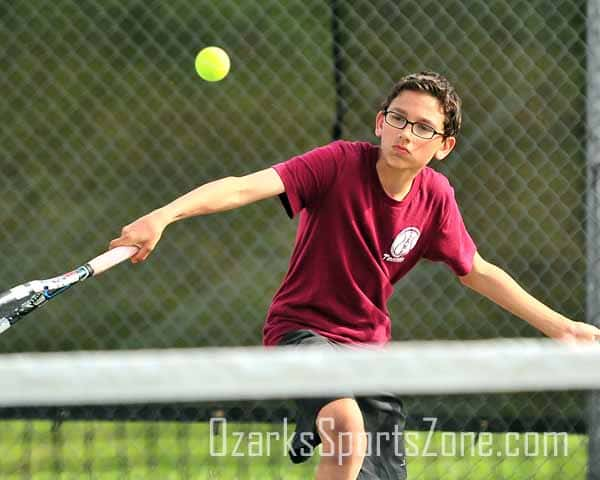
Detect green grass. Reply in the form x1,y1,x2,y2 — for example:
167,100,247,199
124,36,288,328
0,420,588,479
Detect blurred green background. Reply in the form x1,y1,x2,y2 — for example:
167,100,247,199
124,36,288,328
0,0,588,430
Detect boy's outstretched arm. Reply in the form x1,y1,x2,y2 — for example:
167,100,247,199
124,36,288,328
459,252,600,343
109,168,284,263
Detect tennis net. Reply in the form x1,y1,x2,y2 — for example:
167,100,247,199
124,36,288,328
0,339,598,479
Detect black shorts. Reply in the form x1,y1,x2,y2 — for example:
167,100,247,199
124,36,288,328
278,330,407,480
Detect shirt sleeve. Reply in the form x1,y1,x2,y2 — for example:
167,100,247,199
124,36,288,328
423,187,477,276
272,141,344,218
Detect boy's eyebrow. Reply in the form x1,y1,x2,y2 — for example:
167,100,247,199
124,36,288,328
388,108,439,129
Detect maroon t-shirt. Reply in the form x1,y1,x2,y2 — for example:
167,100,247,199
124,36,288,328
263,140,476,346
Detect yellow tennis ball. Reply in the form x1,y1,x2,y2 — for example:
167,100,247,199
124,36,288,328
195,47,230,82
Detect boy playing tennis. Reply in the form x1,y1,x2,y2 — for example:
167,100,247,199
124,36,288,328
110,72,600,480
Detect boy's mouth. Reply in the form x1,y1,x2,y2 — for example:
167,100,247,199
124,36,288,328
393,145,410,154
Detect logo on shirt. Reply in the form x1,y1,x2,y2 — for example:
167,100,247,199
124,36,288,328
383,227,420,263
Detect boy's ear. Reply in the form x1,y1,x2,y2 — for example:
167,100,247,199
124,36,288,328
434,136,456,161
374,111,384,137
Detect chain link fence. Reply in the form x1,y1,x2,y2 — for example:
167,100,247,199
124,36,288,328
0,0,593,477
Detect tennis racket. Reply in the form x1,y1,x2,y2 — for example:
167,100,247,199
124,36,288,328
0,246,138,335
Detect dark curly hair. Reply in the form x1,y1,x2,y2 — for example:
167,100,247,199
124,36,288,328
380,71,462,137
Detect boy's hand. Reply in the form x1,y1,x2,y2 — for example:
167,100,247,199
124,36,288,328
555,321,600,344
109,210,170,263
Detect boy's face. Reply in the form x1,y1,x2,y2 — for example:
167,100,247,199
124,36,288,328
375,90,456,171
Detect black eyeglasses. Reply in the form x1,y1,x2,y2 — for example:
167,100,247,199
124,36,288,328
383,110,445,139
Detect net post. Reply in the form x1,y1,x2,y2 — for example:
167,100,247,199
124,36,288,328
587,1,600,478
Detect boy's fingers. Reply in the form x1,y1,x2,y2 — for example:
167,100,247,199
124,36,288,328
131,245,153,263
109,238,123,249
109,237,135,250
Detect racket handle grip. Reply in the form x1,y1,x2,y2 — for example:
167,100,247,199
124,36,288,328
87,246,139,276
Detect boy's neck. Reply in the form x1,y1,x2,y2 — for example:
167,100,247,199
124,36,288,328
376,157,421,202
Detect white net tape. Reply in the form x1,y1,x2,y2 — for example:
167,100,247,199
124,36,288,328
1,339,599,407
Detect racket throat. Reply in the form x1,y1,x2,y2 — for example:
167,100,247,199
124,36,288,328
43,286,71,299
42,265,91,299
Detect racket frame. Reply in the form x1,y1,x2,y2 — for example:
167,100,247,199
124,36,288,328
0,246,137,334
